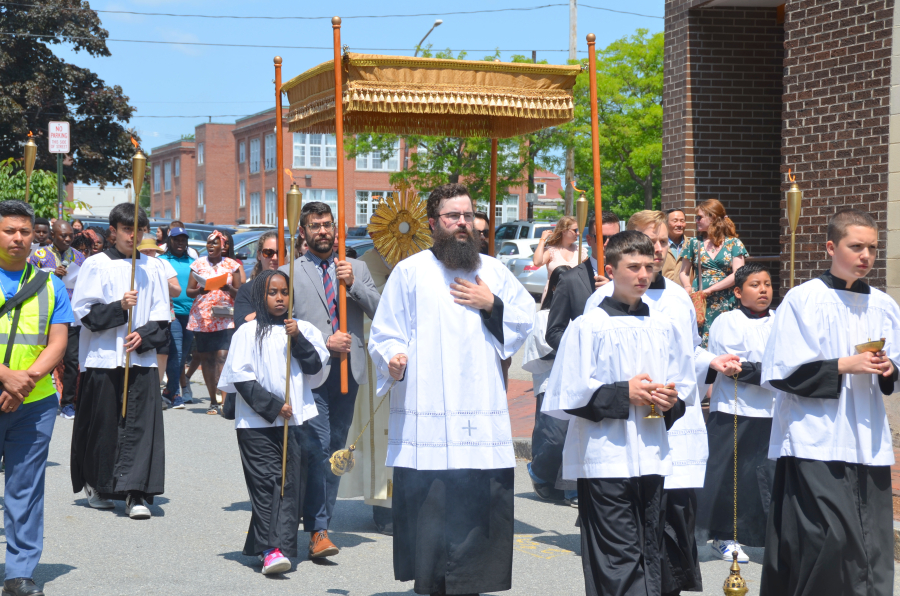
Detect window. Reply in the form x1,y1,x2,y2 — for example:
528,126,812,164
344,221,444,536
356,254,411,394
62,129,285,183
250,192,261,225
197,142,204,165
355,190,393,225
356,140,400,171
197,181,204,206
154,210,161,218
503,195,519,223
265,134,276,170
535,182,546,196
265,189,276,224
249,139,260,173
292,133,336,169
303,189,340,225
164,209,172,219
153,165,160,193
175,196,180,219
239,180,246,207
175,158,181,178
164,162,171,191
239,141,246,163
495,224,517,242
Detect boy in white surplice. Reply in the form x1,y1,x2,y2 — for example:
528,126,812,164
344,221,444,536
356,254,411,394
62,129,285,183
543,231,695,596
760,208,899,596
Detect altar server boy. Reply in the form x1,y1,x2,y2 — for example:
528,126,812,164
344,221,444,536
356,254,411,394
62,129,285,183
543,231,695,596
218,270,329,575
697,262,775,563
760,209,899,596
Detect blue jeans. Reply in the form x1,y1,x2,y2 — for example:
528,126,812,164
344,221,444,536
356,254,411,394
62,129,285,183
301,360,359,532
165,314,193,397
0,396,56,580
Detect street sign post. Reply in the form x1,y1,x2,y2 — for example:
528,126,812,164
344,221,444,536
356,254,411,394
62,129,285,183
49,122,69,219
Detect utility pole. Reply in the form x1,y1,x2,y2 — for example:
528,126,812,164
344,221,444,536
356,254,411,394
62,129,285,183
527,49,537,221
563,0,577,216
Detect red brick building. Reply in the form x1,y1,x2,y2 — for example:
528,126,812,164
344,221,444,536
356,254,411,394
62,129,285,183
150,107,562,229
662,0,898,300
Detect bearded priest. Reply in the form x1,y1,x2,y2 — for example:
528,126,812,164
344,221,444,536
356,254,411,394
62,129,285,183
369,183,535,596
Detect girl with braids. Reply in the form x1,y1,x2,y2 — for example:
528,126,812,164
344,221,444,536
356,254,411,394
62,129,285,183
217,269,329,575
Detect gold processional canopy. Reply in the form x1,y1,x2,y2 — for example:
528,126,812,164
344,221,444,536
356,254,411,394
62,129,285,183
282,53,581,139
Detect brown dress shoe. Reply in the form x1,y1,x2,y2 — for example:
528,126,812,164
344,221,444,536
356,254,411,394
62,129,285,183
308,530,340,558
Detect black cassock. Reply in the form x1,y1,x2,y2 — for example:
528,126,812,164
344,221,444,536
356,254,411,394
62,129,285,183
392,466,514,596
661,487,702,595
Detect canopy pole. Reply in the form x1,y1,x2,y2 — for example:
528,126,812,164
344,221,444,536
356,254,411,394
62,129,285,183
333,16,349,394
587,33,604,271
275,56,286,266
488,138,498,257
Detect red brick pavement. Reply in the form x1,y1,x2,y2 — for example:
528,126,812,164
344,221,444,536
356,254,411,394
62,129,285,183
507,380,535,439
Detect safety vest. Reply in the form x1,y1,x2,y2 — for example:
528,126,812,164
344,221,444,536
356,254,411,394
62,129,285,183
0,265,56,403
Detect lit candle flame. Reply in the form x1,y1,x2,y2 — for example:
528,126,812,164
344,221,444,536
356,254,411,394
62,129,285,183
130,136,139,149
27,131,33,138
788,168,795,183
571,184,586,195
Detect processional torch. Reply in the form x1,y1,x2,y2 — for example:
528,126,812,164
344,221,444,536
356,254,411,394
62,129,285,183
281,182,303,497
786,169,802,289
121,140,146,419
574,186,588,264
23,132,37,203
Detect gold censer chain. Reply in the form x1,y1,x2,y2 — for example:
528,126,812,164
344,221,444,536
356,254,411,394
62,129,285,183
733,373,739,544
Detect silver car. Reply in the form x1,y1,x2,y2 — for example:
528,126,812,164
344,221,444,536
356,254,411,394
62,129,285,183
507,256,547,299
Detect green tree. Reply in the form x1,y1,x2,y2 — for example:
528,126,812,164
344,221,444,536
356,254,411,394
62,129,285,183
569,29,663,217
0,157,88,218
0,1,138,186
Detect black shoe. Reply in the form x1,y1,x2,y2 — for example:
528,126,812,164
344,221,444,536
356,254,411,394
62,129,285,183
3,578,44,596
373,505,393,536
531,477,565,501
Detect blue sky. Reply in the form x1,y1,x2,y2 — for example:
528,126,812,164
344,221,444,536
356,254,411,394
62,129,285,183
55,0,663,150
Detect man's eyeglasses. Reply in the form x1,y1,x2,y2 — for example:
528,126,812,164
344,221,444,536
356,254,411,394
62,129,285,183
439,212,475,223
306,222,336,232
260,248,277,258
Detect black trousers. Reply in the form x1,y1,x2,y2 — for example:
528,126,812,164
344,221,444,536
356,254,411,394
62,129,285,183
530,392,569,485
579,475,665,596
59,325,80,407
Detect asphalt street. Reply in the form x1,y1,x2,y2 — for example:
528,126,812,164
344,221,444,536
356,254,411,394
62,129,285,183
3,377,899,595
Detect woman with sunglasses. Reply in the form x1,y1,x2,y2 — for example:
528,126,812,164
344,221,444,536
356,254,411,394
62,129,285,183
187,230,245,414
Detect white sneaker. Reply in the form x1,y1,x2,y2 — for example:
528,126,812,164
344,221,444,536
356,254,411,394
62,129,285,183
712,539,749,563
84,484,114,509
125,494,151,520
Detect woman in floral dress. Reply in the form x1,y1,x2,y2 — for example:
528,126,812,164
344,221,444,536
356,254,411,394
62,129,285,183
187,230,245,414
679,198,748,347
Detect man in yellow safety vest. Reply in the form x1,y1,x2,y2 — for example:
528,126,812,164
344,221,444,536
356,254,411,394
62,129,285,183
0,200,71,596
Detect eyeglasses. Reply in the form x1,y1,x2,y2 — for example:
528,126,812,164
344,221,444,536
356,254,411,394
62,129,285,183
439,212,475,223
306,222,336,231
260,248,276,258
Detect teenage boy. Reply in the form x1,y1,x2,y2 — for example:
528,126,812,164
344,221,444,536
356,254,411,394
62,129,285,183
69,203,171,520
697,262,775,564
542,231,694,596
760,209,899,595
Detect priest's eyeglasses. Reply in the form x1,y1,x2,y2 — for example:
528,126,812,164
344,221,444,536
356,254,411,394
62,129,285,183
306,222,336,231
439,212,475,223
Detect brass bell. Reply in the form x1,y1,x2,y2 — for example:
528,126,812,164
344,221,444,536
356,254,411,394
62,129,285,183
723,550,749,596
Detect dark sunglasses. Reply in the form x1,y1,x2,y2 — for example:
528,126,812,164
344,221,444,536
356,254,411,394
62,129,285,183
260,248,277,258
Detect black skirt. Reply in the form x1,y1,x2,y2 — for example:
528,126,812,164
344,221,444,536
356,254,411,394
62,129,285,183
696,411,775,547
392,466,514,595
194,328,234,352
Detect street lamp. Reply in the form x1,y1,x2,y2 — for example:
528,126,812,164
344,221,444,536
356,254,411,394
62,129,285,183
414,19,443,57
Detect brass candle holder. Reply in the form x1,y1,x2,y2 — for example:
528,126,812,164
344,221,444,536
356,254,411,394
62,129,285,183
575,188,588,264
281,182,302,497
856,338,886,354
23,133,37,203
121,143,146,419
786,169,802,289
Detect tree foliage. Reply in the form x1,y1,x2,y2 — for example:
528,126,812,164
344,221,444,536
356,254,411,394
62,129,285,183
0,157,89,219
568,29,663,216
0,1,138,187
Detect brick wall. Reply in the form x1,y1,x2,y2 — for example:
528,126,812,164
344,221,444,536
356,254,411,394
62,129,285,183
783,0,894,292
149,140,195,222
195,123,237,225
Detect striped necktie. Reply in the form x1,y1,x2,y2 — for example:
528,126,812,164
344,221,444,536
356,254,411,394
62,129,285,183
320,260,338,332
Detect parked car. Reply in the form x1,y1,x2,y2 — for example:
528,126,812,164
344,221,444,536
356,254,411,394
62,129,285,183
493,220,556,255
347,225,368,238
496,239,539,265
507,256,547,300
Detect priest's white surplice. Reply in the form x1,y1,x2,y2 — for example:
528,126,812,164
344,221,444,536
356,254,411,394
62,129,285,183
761,278,900,465
218,319,328,429
368,250,535,471
708,309,775,417
582,277,709,488
542,305,694,480
71,252,171,369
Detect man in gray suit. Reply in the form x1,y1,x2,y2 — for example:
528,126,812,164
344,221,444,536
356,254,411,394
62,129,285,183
279,201,380,559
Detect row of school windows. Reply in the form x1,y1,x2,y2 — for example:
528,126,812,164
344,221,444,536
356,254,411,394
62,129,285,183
238,134,400,174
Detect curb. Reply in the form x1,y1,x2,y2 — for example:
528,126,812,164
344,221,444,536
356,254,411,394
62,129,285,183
895,521,900,561
513,438,532,461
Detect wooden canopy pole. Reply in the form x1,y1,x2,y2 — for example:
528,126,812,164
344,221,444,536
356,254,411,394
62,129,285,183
488,138,498,257
587,33,604,270
275,56,286,266
332,16,349,394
